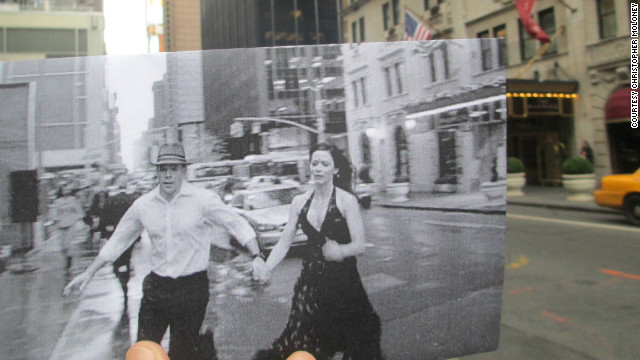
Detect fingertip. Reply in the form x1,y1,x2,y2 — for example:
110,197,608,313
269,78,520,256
286,351,316,360
126,341,169,360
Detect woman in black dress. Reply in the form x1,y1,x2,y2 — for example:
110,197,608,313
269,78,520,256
252,143,383,360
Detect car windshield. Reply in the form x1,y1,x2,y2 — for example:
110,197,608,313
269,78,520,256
242,187,304,210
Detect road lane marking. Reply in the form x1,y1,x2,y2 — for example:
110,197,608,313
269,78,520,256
540,310,566,323
507,255,529,269
507,213,640,233
599,268,640,280
508,286,533,295
539,309,615,359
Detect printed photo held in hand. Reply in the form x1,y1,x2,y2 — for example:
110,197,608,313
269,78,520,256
125,341,316,360
1,41,506,360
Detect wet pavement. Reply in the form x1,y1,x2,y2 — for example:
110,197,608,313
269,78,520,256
0,206,505,360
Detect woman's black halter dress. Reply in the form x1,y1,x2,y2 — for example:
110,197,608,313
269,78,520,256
254,187,383,360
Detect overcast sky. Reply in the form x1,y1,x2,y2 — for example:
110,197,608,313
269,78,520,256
103,0,164,171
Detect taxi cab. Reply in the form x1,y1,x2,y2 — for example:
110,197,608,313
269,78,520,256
594,168,640,226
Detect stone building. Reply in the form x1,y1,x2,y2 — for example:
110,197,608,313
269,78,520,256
340,0,634,183
343,41,506,194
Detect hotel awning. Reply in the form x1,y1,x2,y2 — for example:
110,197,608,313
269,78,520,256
605,87,631,123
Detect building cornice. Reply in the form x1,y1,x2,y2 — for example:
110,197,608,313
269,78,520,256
341,0,373,17
506,79,579,93
464,3,516,27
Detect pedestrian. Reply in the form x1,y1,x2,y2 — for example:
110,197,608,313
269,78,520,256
64,142,263,360
85,178,110,248
252,143,384,360
579,140,595,164
98,175,141,307
52,184,85,272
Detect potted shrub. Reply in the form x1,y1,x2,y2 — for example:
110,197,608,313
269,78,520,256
561,156,595,201
506,157,526,197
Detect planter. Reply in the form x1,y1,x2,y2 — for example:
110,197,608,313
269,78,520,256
386,182,410,202
481,180,507,203
506,172,526,197
433,182,456,193
562,174,596,201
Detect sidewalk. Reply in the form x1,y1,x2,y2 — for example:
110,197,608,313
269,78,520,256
377,185,618,215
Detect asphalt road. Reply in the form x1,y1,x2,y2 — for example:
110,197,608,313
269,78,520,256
461,204,640,360
2,204,637,360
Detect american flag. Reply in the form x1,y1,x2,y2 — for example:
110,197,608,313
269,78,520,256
405,10,432,41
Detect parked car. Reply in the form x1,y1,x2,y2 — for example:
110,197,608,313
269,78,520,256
230,185,307,250
594,168,640,226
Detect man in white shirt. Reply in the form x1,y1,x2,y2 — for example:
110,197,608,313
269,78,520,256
64,143,264,360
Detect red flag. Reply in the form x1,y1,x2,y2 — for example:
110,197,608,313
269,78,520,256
515,0,550,43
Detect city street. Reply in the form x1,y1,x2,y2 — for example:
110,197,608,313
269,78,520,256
463,205,640,360
1,203,638,360
0,205,504,360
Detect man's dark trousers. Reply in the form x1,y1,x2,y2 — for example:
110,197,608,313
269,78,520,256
137,271,209,360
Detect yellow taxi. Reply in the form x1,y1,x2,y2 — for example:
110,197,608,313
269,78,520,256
594,168,640,226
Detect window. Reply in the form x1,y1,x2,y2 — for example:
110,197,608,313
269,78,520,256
441,44,450,79
384,67,393,96
360,77,367,104
493,25,507,67
394,63,403,94
359,17,366,42
351,21,357,43
538,7,557,53
424,0,445,9
352,80,359,107
518,19,537,61
477,30,492,71
383,3,390,30
597,0,617,39
429,53,437,82
392,0,400,25
383,64,403,96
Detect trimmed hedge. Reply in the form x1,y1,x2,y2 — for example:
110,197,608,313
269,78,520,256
561,156,594,175
507,157,525,174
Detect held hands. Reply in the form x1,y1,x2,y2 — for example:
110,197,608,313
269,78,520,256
251,257,271,284
322,239,344,262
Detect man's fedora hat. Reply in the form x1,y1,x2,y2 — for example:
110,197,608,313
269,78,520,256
155,143,188,165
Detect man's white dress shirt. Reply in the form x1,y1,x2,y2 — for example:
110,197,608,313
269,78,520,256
98,181,256,278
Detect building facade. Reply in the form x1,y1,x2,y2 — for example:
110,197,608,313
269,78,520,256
0,0,105,61
262,44,347,153
341,0,635,183
201,0,341,49
163,0,202,52
342,41,506,193
0,56,114,171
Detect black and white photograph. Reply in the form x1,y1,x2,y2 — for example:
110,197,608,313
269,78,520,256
0,40,507,360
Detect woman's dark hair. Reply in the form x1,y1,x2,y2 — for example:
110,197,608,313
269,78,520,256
309,143,353,192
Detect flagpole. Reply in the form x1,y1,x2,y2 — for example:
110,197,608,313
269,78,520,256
403,5,450,40
513,25,565,79
557,0,578,13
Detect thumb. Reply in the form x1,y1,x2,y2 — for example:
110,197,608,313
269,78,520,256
286,351,316,360
125,341,169,360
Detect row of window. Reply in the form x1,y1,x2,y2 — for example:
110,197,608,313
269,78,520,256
351,0,625,65
350,44,455,108
476,0,623,65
